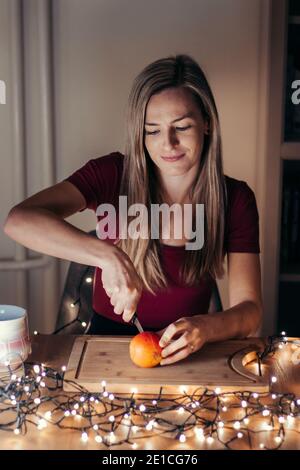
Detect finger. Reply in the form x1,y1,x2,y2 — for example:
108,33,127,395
112,300,124,316
122,308,135,323
160,347,190,366
159,321,186,347
155,328,167,338
109,292,118,306
161,333,188,359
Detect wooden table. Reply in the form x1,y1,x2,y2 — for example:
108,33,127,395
0,335,299,450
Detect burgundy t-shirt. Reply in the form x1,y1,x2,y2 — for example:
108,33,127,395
65,152,260,329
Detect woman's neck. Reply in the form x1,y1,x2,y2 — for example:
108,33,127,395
157,168,198,205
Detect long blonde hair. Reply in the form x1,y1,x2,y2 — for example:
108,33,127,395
116,54,226,294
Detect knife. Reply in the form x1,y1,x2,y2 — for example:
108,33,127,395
131,313,144,333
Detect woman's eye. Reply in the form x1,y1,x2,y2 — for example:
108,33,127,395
145,130,159,135
145,125,191,136
176,125,191,131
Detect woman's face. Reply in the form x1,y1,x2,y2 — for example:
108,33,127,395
144,87,208,177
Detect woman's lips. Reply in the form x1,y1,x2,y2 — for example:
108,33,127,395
161,153,185,162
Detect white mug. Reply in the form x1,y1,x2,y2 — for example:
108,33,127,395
0,305,31,369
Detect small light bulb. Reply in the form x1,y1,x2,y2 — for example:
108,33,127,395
179,434,186,443
33,365,40,374
139,404,146,412
81,432,88,442
108,394,114,401
34,398,41,405
86,277,93,284
61,365,66,372
274,436,282,443
95,435,102,443
14,428,20,435
70,303,75,308
195,427,204,439
215,387,221,395
207,436,214,444
81,321,87,328
271,376,277,383
33,330,38,335
241,400,247,408
218,421,224,428
132,443,138,450
101,380,106,388
152,400,157,405
243,418,249,425
280,331,286,336
233,421,240,430
237,432,243,439
38,419,47,428
109,415,115,422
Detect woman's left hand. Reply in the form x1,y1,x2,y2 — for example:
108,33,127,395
156,315,209,366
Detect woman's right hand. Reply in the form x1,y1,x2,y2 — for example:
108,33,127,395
99,244,143,323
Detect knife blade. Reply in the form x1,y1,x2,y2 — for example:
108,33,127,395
131,313,144,333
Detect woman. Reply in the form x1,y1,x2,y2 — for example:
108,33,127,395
4,54,262,366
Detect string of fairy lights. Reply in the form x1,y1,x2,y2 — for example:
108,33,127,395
0,334,300,449
1,270,299,449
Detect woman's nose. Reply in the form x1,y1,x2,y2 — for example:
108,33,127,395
162,128,179,149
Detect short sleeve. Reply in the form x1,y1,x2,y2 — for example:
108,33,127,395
64,152,124,212
225,179,260,253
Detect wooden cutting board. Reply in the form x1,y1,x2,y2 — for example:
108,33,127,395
63,336,269,394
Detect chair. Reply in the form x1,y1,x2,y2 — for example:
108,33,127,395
55,231,97,334
55,232,223,334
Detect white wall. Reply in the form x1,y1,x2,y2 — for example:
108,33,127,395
0,0,269,332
